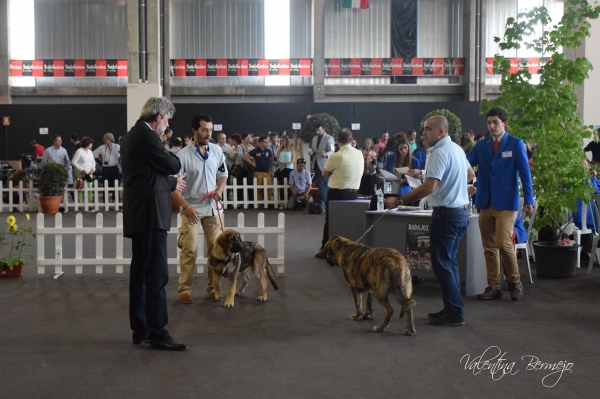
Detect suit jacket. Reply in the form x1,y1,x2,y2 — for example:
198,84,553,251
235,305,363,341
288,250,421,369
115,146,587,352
121,120,181,237
310,133,334,171
466,133,534,211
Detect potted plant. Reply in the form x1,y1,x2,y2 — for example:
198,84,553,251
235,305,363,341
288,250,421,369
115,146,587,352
38,162,68,214
483,0,600,277
299,113,341,144
0,214,36,278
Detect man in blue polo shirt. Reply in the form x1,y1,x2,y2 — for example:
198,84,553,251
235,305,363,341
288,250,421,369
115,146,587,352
245,136,274,203
385,115,474,327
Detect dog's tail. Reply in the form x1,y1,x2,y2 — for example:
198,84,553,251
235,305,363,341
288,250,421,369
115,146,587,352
266,260,279,290
392,267,416,319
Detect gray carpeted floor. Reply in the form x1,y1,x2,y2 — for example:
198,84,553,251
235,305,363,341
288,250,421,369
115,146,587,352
1,209,599,398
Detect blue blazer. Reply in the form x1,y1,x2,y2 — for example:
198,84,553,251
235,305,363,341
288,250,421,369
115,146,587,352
466,133,534,211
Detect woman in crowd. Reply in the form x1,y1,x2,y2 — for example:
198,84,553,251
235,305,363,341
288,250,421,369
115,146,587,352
360,138,378,196
274,135,296,200
235,132,255,203
393,137,420,195
71,136,95,205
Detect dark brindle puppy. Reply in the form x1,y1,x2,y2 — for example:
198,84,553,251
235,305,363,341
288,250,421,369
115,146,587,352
317,236,416,335
208,229,279,307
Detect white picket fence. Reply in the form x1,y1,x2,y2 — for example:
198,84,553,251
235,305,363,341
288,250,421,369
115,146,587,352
36,212,286,276
3,178,291,213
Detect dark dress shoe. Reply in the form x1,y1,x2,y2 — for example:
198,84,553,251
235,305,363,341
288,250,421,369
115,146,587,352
150,336,188,351
509,282,523,301
132,337,150,345
427,309,445,319
428,316,465,326
477,286,502,300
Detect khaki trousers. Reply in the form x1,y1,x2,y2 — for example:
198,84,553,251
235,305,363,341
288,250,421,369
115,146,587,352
177,213,222,295
478,207,520,289
254,172,273,202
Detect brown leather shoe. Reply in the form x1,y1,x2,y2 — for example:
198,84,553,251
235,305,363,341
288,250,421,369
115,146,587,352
509,282,523,301
477,286,502,300
178,292,194,304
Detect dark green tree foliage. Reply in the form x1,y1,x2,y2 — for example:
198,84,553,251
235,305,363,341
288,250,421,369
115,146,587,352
421,109,462,140
482,0,600,240
299,113,341,143
38,163,68,196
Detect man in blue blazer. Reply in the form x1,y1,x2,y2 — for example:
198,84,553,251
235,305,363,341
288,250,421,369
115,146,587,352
467,107,534,301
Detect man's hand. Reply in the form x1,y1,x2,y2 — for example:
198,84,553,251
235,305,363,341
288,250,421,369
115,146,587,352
176,172,186,192
524,204,534,214
407,169,422,178
467,185,477,196
211,190,223,202
384,197,398,209
321,151,327,158
183,204,200,224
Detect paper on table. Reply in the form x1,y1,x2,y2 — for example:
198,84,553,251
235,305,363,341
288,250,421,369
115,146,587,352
380,169,398,181
406,175,422,188
395,167,409,174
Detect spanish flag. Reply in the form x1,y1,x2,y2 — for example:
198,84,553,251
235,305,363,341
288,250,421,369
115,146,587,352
342,0,369,9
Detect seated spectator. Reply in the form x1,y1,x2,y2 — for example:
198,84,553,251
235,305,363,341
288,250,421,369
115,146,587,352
573,166,600,231
20,151,33,169
392,137,421,195
287,158,312,211
2,169,27,205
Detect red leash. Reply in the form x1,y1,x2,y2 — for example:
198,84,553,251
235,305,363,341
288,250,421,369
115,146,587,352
201,190,225,232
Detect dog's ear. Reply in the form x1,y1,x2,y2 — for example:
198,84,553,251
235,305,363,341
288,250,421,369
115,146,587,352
217,231,231,255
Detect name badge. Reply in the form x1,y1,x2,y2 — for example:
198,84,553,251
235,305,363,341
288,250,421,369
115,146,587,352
501,151,513,158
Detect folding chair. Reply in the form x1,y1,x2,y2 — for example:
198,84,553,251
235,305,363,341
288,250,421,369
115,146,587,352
515,200,537,284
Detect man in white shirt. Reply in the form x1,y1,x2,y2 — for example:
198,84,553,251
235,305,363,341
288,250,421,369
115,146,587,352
93,133,121,188
315,128,364,256
172,114,228,305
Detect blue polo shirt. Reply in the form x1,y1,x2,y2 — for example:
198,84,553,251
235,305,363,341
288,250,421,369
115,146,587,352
425,136,470,208
248,147,273,173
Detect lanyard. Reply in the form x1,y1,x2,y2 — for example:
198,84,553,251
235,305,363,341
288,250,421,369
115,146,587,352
196,144,209,160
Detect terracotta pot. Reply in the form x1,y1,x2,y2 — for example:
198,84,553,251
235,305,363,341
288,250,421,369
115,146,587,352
39,195,62,214
0,263,24,278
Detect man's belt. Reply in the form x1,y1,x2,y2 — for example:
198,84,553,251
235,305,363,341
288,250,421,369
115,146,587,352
432,205,468,211
329,188,357,193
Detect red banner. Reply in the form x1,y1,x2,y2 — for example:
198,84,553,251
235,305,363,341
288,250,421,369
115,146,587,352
171,59,313,77
10,60,128,77
486,57,548,75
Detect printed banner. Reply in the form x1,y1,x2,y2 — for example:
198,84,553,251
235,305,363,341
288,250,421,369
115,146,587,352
324,57,464,76
171,59,313,77
406,223,432,271
485,57,548,75
10,60,127,77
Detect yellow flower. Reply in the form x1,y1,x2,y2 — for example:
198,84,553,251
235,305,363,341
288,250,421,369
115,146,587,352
6,215,16,226
26,214,30,221
9,223,17,232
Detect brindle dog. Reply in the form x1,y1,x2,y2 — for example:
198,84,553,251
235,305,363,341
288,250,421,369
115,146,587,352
208,229,279,307
317,236,416,335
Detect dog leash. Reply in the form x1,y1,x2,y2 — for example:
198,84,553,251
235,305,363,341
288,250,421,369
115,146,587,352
354,208,391,243
214,198,225,232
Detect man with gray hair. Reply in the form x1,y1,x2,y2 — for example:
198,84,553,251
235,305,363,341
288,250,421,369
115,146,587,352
121,96,187,351
93,133,121,188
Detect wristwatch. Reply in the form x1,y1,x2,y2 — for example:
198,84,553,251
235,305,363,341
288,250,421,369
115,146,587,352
397,198,404,206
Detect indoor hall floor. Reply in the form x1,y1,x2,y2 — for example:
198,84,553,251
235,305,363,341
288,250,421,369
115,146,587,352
1,209,599,399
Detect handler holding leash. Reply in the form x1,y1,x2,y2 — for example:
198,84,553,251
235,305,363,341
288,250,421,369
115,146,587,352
384,116,474,327
172,114,228,304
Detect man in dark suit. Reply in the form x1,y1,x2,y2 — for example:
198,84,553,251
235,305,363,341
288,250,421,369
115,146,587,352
467,107,534,302
121,97,187,351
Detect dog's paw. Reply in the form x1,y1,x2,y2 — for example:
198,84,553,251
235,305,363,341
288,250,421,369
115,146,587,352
224,300,235,308
363,313,374,320
404,329,416,336
235,292,244,297
350,313,364,320
209,293,223,302
372,324,389,332
256,295,267,302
